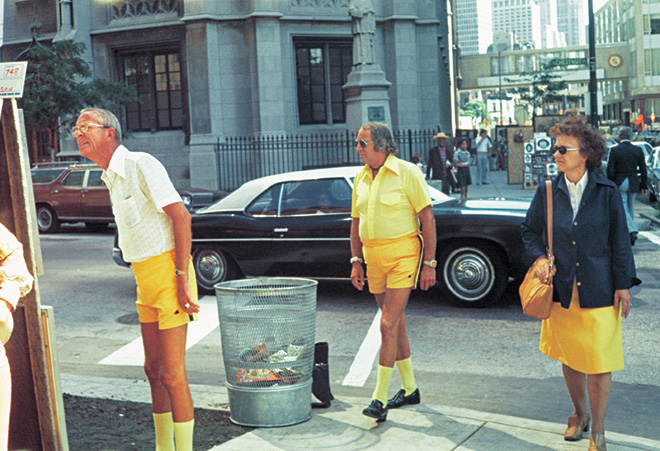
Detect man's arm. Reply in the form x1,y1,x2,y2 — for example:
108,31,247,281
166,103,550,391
162,202,199,314
350,218,365,290
606,148,616,181
638,148,648,194
417,205,436,291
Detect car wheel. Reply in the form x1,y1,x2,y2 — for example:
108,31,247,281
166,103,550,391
437,242,507,307
85,222,109,233
193,247,237,294
36,205,60,233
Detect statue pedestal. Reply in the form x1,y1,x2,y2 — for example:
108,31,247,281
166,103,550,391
343,64,392,133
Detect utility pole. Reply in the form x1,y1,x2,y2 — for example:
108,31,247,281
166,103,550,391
498,50,503,125
588,0,599,128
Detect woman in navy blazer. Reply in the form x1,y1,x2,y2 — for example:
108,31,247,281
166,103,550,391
521,117,640,451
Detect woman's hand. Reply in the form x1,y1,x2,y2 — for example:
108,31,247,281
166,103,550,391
534,255,556,285
613,289,631,319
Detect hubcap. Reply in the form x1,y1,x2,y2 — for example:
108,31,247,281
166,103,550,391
444,248,495,302
197,251,226,286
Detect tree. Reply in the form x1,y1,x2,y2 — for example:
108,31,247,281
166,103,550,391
460,100,491,128
18,40,138,161
507,59,581,121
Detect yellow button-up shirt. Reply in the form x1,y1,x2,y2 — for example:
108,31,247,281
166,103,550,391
351,155,432,241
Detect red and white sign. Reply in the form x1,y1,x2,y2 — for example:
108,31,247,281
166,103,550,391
0,62,28,98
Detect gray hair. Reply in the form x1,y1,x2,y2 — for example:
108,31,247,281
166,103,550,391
80,108,122,143
361,122,398,155
618,126,632,140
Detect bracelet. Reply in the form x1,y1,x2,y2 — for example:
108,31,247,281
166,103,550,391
349,256,364,264
175,269,188,276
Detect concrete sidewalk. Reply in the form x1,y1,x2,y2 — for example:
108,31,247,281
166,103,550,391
60,374,660,451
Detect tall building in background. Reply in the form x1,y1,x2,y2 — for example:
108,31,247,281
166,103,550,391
537,0,567,48
492,0,542,49
558,0,587,46
456,0,492,55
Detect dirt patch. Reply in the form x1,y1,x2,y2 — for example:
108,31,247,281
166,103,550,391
63,393,252,451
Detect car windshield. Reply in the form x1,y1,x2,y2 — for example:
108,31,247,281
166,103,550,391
31,168,66,184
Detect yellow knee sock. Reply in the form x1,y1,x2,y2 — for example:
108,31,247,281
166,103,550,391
153,412,174,451
372,365,394,406
396,357,417,395
173,419,195,451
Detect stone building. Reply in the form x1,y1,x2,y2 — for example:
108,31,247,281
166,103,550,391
1,0,455,191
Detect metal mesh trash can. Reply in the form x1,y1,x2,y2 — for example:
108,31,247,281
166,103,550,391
215,277,318,427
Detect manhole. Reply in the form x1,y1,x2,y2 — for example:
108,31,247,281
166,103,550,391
116,312,140,325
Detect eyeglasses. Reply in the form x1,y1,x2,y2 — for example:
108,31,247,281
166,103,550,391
356,139,373,149
71,122,108,137
551,145,581,155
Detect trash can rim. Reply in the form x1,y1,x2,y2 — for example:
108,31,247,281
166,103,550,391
214,277,318,292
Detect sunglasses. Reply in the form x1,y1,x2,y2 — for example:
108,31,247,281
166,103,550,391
71,122,108,137
551,145,580,155
356,139,373,149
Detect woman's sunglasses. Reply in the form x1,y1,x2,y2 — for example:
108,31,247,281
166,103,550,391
551,145,580,155
356,139,373,149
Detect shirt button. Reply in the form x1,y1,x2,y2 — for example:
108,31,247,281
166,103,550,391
576,262,580,266
572,241,576,245
577,282,581,286
574,222,578,226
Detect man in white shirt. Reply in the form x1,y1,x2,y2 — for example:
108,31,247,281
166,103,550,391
74,108,199,451
475,129,492,185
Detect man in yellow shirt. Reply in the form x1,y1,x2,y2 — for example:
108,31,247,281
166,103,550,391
350,123,437,421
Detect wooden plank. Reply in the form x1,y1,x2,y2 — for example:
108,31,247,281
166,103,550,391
2,98,60,450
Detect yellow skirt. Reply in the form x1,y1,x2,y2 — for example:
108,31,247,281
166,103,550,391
539,281,623,374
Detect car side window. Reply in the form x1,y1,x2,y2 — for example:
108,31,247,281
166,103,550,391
246,184,282,216
31,168,66,184
281,179,352,216
87,170,106,187
61,171,85,187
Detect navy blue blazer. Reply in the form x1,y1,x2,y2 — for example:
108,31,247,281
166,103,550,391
521,171,640,309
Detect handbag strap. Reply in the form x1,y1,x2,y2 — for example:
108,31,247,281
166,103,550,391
545,180,554,269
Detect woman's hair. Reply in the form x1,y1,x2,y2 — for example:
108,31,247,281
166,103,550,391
80,108,122,143
362,122,398,155
548,116,606,171
456,138,468,147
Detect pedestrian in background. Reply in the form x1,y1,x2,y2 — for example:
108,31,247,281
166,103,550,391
454,138,472,199
0,223,34,451
606,126,648,245
475,129,492,185
521,116,640,451
411,154,425,173
426,132,455,195
350,122,437,422
74,108,200,451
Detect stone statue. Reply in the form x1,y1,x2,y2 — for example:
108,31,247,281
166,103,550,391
349,0,375,66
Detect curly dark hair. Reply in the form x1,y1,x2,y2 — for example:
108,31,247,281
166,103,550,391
548,116,606,171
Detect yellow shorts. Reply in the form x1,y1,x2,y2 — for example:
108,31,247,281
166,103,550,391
362,234,423,294
132,249,198,330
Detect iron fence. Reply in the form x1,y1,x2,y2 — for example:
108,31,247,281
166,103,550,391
214,127,441,191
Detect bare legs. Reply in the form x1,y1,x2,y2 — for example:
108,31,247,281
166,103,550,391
374,288,412,366
141,322,194,422
563,364,612,434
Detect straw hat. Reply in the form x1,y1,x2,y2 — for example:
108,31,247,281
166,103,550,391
433,132,449,140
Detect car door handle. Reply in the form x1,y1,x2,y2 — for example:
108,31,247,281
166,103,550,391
51,190,59,194
81,189,89,193
274,228,288,233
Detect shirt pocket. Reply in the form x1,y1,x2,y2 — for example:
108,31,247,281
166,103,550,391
380,193,402,219
114,195,144,229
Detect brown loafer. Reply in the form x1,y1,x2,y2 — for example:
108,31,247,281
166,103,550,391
564,413,590,441
588,432,606,451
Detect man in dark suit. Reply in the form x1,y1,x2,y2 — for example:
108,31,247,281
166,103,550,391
607,127,648,245
426,132,455,195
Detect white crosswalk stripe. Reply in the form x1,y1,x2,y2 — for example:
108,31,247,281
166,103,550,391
99,295,219,366
341,309,382,387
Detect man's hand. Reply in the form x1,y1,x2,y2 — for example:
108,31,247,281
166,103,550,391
176,275,200,315
351,263,365,291
419,265,436,291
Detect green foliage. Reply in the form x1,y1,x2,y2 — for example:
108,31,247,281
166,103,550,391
18,40,138,130
460,100,491,127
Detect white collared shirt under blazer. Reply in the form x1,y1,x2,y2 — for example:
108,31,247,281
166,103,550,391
102,145,182,263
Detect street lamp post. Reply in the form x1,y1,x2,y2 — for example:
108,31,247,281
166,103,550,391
498,50,503,125
587,0,599,128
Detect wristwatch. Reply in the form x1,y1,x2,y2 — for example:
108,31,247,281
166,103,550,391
423,260,437,268
350,256,364,264
175,269,188,276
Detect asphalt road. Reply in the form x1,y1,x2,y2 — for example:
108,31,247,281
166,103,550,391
36,224,660,442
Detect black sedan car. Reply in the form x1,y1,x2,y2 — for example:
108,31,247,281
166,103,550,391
191,167,530,307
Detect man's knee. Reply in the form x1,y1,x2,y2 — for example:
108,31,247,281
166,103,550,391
160,365,187,391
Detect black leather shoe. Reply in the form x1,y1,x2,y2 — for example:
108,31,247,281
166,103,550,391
630,232,638,246
387,388,421,409
362,399,387,421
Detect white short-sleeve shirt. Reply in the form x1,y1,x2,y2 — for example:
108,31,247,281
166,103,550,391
102,145,182,262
